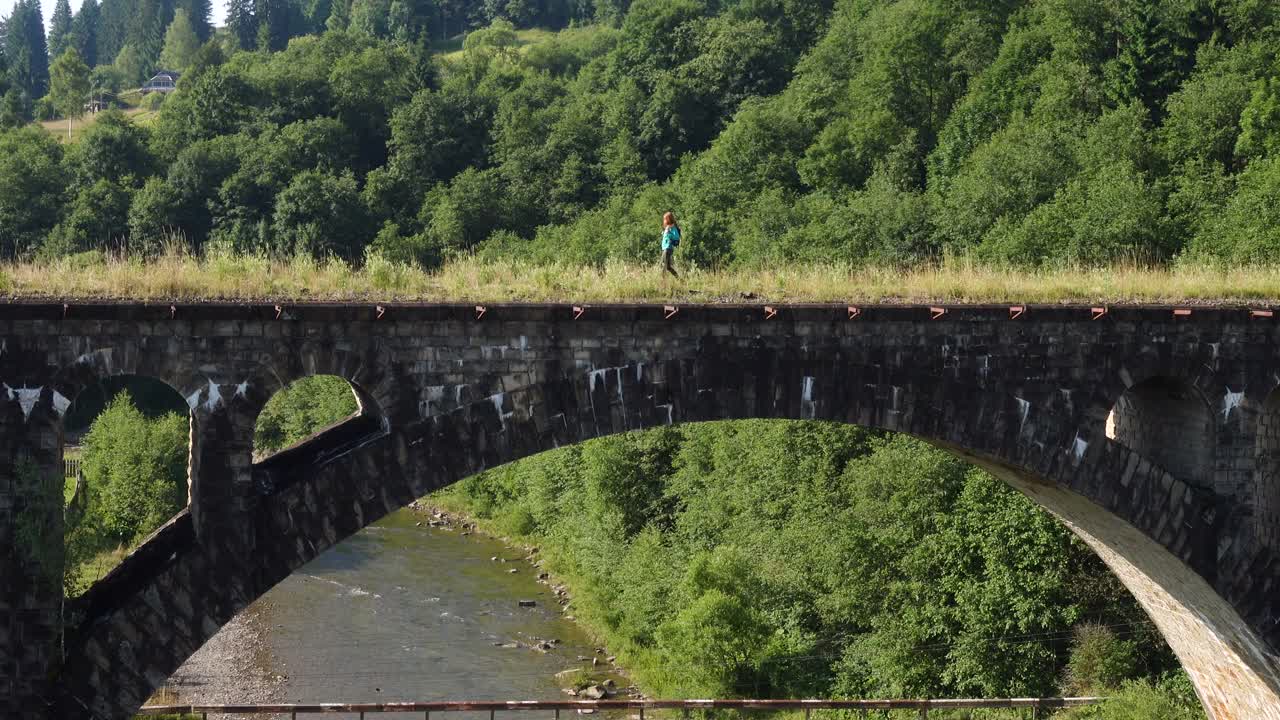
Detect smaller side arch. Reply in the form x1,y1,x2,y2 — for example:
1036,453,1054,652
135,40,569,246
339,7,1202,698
1106,376,1216,489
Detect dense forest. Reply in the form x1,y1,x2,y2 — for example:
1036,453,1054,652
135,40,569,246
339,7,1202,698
437,422,1205,717
2,0,1279,269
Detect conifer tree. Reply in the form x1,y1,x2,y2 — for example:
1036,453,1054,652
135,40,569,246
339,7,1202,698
48,0,73,61
71,0,101,68
97,0,129,62
27,0,49,98
4,0,50,100
0,38,10,105
226,0,256,49
255,0,289,51
129,0,169,75
177,0,212,41
325,0,349,32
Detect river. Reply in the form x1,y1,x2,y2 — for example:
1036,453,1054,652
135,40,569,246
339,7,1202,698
162,508,626,713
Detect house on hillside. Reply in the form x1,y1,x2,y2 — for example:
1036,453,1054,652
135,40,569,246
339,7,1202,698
141,70,180,94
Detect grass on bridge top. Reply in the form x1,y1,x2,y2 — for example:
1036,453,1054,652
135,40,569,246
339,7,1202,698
0,253,1276,306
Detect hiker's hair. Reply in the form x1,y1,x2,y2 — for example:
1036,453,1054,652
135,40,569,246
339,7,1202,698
663,211,680,232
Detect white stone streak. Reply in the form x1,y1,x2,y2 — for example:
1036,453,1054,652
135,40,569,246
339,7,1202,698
588,368,610,394
3,384,43,419
52,390,71,416
1222,390,1245,422
1015,397,1031,430
1072,434,1089,462
658,404,674,425
235,381,250,398
489,392,513,427
201,380,223,412
801,376,816,420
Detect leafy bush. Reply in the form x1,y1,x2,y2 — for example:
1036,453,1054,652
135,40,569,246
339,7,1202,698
1058,673,1206,720
78,392,187,547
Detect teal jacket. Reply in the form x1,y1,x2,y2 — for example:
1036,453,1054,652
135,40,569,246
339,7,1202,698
662,226,681,250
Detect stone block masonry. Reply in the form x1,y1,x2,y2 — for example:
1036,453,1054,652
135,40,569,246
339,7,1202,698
1,302,1280,719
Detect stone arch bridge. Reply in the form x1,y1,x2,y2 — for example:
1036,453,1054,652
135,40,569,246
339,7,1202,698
3,302,1280,720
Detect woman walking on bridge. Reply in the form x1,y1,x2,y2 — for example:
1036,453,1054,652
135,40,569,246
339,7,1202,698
661,212,681,278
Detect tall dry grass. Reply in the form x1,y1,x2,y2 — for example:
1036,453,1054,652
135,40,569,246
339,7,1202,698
1,253,1276,304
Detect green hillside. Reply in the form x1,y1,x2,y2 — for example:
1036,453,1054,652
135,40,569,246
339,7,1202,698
2,1,1279,276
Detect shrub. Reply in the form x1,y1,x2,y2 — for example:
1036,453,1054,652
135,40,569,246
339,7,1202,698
79,392,188,547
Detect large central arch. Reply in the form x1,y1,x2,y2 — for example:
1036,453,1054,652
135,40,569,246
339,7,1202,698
46,340,1280,720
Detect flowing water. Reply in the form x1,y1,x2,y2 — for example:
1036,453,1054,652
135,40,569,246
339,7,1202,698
165,508,623,713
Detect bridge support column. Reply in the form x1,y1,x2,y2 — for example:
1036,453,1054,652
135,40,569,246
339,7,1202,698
1,394,63,720
188,389,265,610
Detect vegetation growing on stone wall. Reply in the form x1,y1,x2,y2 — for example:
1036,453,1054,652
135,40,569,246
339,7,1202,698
6,253,1280,304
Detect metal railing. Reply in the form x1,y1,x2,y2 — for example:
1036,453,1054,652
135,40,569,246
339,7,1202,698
138,697,1107,719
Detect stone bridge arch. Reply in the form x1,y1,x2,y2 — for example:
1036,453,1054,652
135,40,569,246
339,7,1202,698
49,347,1280,720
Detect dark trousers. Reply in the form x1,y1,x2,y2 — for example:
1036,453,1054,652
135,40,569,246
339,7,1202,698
662,248,678,276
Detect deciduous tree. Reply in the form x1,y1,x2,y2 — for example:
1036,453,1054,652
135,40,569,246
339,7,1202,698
159,9,200,71
48,46,90,138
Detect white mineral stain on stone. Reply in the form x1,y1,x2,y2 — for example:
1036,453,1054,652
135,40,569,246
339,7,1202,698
1073,434,1089,462
52,390,71,416
235,381,250,397
589,367,620,394
801,376,816,419
489,393,513,426
657,404,674,425
203,380,223,411
3,384,43,419
1015,397,1031,429
186,388,201,409
1222,390,1245,422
